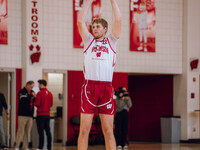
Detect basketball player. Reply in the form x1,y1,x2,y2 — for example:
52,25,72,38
137,0,148,52
77,0,121,150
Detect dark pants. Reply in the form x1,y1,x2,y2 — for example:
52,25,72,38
114,110,129,147
36,116,52,149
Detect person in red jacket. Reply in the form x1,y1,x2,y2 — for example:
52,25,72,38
35,79,53,150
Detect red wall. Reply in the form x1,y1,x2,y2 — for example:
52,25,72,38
67,70,128,141
67,71,85,141
112,72,128,91
128,75,173,141
16,69,22,132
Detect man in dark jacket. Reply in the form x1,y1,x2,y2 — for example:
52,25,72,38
0,93,9,149
35,79,53,150
15,81,35,150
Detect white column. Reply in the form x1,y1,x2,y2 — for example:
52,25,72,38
22,0,43,85
186,0,200,140
174,0,200,140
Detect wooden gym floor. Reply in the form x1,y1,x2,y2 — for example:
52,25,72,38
6,142,200,150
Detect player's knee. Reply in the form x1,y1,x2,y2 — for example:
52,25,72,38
79,127,90,137
102,128,114,139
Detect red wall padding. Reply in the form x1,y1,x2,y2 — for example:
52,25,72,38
128,75,173,141
16,69,22,132
112,72,128,91
67,70,85,141
67,70,128,142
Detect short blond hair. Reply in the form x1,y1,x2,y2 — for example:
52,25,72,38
92,18,108,29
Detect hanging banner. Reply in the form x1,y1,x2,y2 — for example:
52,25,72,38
0,0,8,44
130,0,156,52
73,0,101,48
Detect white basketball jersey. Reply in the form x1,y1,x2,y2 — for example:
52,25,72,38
139,3,147,29
83,33,117,82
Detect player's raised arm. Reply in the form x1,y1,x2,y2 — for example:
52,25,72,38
110,0,122,39
137,5,142,14
77,0,93,39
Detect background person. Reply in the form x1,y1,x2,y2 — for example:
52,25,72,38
0,93,9,149
35,79,53,150
15,81,35,150
114,87,132,149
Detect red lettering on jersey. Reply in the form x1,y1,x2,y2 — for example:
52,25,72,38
92,46,109,54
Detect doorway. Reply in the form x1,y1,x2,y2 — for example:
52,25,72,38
128,75,173,141
43,71,67,145
0,71,16,147
44,73,64,142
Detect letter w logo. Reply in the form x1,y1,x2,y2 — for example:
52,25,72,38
107,104,112,109
190,59,199,70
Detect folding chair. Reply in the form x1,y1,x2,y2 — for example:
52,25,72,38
71,116,80,145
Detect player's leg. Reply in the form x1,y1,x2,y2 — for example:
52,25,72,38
99,114,116,150
78,113,94,150
138,29,143,50
144,29,147,52
138,13,144,51
143,11,148,52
